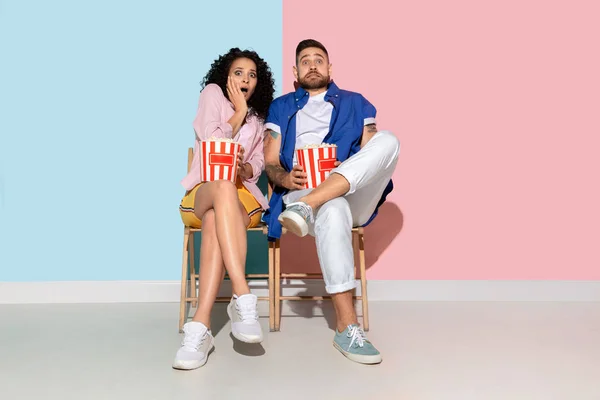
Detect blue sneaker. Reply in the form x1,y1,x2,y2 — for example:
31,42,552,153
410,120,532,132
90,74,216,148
333,324,382,364
278,202,314,237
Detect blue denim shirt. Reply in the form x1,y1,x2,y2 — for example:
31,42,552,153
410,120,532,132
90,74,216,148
263,81,393,241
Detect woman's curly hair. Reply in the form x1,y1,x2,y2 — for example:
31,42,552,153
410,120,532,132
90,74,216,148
201,48,275,121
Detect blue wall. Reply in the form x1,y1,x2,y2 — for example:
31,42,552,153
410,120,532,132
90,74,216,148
0,0,282,281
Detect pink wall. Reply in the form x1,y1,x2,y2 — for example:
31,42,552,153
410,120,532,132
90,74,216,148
282,0,600,279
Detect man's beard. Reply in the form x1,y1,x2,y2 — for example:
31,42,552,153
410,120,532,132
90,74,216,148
298,72,329,90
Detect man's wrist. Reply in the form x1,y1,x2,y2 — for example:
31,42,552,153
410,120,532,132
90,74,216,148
266,164,289,189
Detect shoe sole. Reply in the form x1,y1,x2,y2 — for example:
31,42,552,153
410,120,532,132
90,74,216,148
172,341,215,370
333,341,382,365
232,331,263,344
278,212,308,237
227,304,264,344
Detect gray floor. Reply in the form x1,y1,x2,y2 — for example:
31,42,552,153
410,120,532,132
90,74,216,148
1,301,599,400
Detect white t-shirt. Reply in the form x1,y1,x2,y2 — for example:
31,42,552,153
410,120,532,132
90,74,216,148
293,91,333,165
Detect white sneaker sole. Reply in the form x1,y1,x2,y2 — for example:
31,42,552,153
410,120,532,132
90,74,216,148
227,304,263,344
172,341,215,370
231,330,263,344
333,341,383,365
278,210,309,237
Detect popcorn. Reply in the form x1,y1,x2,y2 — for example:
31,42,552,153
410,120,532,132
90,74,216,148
207,136,236,142
200,138,241,182
299,143,338,149
296,143,338,189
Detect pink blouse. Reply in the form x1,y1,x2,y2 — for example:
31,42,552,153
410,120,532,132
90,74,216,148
180,84,268,210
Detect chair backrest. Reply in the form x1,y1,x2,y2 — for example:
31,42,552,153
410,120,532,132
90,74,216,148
187,147,273,198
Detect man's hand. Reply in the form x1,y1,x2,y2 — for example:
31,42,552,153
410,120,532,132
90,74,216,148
283,164,307,190
265,164,308,190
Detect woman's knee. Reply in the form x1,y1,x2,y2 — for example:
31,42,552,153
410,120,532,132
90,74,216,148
213,179,237,190
197,180,238,206
213,180,239,200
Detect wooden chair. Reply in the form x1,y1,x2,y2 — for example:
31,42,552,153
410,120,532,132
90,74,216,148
272,224,370,332
179,148,276,333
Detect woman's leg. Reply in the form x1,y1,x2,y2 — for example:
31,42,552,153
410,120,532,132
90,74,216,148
191,209,225,328
191,202,250,327
193,180,250,297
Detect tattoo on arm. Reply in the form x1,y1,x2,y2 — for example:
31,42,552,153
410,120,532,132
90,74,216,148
361,124,378,148
265,164,288,188
266,129,280,139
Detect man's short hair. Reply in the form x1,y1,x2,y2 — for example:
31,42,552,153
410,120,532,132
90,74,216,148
296,39,329,63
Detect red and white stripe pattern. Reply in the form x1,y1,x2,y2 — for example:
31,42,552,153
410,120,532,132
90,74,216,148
296,146,337,189
200,139,241,183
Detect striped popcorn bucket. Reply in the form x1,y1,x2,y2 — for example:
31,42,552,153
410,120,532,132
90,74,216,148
200,140,241,183
296,146,338,189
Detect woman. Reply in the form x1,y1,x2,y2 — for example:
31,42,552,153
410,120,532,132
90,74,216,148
173,48,275,370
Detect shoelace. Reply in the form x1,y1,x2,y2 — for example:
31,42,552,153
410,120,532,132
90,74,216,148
236,303,258,323
182,331,205,351
346,325,368,350
289,202,314,223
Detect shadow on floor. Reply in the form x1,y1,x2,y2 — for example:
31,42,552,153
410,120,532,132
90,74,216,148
286,300,338,332
197,304,265,356
229,333,266,356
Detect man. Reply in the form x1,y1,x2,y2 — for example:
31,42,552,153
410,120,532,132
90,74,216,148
263,39,400,364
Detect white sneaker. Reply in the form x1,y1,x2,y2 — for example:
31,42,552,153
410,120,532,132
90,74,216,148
278,202,314,237
227,294,263,343
172,321,214,370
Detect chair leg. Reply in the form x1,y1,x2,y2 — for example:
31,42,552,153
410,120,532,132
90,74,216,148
274,239,281,331
352,230,359,307
358,231,369,331
352,231,359,279
268,241,275,332
179,227,191,333
189,231,197,308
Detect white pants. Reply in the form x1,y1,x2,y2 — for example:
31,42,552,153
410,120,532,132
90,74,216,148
283,131,400,294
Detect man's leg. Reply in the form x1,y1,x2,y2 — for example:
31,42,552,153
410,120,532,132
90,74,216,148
282,192,359,329
312,197,358,330
309,197,382,364
305,130,399,210
279,131,400,236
